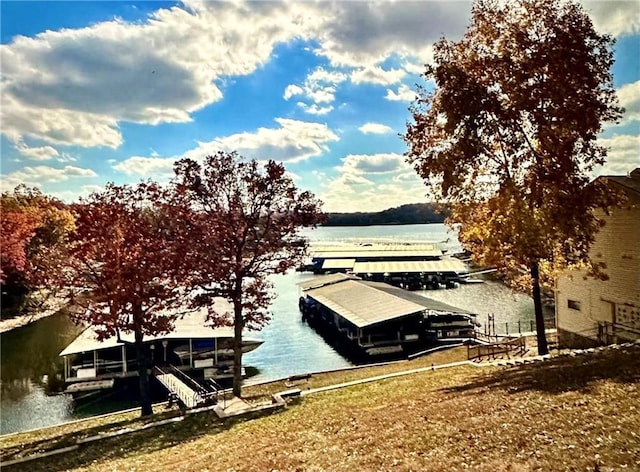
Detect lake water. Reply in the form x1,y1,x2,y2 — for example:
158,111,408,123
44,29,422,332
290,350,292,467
0,224,542,435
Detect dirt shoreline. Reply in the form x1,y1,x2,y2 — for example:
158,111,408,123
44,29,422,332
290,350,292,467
0,308,59,334
0,293,69,334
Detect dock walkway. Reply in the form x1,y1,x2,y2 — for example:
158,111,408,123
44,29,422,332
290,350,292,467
155,373,203,409
153,365,219,409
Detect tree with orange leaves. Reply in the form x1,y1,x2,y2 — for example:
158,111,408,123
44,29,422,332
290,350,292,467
405,0,622,354
1,186,74,313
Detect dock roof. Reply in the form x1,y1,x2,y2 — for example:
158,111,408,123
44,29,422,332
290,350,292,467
363,282,472,314
309,243,443,260
297,272,360,291
304,279,427,328
352,259,468,275
59,300,261,356
321,258,356,270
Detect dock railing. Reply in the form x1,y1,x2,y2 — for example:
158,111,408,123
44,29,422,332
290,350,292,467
154,365,221,408
481,316,556,338
467,336,526,361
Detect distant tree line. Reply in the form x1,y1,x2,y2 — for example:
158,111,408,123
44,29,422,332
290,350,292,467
323,203,449,226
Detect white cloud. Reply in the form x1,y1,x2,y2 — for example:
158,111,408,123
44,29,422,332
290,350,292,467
597,134,640,175
0,165,97,191
321,173,426,212
307,68,348,85
1,1,320,148
403,61,425,75
15,141,60,161
283,84,304,100
313,2,471,68
319,152,429,212
297,103,334,115
113,156,178,178
385,84,416,102
358,123,393,135
617,80,640,124
51,184,106,203
114,118,340,176
581,1,640,37
350,66,405,85
338,153,406,175
205,118,339,162
284,66,347,115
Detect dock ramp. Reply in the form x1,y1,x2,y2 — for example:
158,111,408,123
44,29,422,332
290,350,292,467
154,365,220,409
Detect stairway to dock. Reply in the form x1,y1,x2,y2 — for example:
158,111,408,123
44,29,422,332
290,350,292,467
154,365,220,409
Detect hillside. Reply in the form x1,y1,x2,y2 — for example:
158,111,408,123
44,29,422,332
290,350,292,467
324,203,449,226
2,345,638,471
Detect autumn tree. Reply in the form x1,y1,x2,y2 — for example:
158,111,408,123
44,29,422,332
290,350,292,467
404,0,623,354
1,186,74,312
174,151,324,397
60,182,194,416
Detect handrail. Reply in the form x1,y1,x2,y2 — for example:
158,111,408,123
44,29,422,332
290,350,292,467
467,336,526,361
154,365,221,408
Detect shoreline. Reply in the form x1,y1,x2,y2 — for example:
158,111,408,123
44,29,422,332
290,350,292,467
0,293,69,334
0,309,59,334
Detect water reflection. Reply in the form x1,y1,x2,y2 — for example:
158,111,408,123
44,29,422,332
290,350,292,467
1,310,81,434
244,271,352,383
1,310,81,387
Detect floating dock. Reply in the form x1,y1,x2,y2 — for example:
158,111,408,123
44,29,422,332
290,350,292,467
298,273,477,361
302,241,470,289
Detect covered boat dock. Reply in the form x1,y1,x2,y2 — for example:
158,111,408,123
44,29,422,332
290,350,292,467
298,274,476,360
59,301,263,393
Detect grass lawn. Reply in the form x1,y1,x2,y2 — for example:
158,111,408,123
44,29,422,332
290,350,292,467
2,345,639,471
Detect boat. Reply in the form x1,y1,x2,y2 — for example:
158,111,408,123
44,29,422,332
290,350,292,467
59,303,263,396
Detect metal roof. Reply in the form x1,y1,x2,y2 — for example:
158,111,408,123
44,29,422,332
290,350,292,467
363,282,472,314
352,259,468,275
304,279,426,328
321,258,356,270
297,273,360,291
310,242,439,253
59,300,262,356
604,173,640,196
309,243,443,260
313,249,442,259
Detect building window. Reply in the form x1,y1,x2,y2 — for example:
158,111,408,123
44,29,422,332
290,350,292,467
568,300,581,311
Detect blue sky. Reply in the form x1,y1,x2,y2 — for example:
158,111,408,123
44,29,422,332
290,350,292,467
1,1,638,212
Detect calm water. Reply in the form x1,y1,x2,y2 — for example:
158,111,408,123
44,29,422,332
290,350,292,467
0,224,540,435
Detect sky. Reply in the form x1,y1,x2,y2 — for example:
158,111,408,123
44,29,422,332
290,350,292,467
1,1,639,212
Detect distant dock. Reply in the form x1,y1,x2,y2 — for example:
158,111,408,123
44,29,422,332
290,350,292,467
301,241,476,289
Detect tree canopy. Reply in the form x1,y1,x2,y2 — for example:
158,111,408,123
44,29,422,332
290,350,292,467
404,0,623,354
174,151,324,396
59,182,194,415
1,186,74,312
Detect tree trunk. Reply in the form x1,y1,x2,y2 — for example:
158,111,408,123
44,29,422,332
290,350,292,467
530,261,549,355
232,284,244,398
135,329,153,417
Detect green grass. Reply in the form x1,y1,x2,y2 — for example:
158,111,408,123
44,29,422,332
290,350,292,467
2,345,639,472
